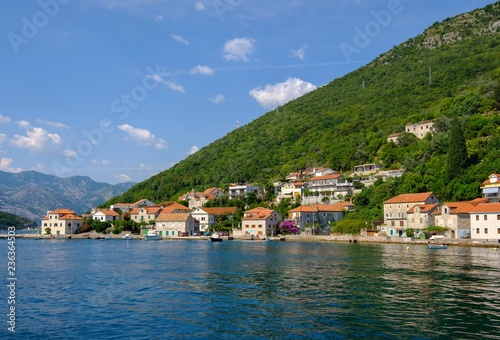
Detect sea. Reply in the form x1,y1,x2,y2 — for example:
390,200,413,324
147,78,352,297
2,236,500,339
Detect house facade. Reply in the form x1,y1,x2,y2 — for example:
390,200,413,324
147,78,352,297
405,120,434,139
469,203,500,240
307,173,353,197
180,187,225,209
480,174,500,203
288,203,351,230
383,192,440,237
130,206,163,224
353,163,382,176
275,181,306,203
155,213,195,237
41,208,83,235
92,209,120,222
229,183,260,199
110,198,155,213
241,207,281,237
406,204,439,231
434,201,484,239
191,207,238,232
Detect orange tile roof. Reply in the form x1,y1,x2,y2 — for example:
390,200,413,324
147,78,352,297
49,208,75,214
469,203,500,213
202,207,238,215
383,192,435,204
288,206,317,213
407,203,438,213
156,212,192,221
309,173,342,181
243,207,277,220
481,174,500,187
95,209,119,216
161,202,191,213
59,214,83,220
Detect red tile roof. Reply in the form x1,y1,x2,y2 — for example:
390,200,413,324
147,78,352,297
407,203,439,213
309,173,342,181
156,212,192,221
383,192,436,204
469,203,500,213
202,207,238,215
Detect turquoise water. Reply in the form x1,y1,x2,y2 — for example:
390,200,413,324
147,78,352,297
2,238,500,339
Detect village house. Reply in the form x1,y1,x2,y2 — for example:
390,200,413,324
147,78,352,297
241,207,281,237
228,183,261,199
353,163,382,176
130,206,163,224
155,212,195,237
469,203,500,240
382,192,440,237
405,120,434,139
179,187,225,209
387,133,402,144
480,174,500,203
434,199,487,239
274,181,307,203
41,208,83,236
160,202,192,214
406,203,439,231
307,173,353,198
110,198,155,214
92,209,120,222
191,207,238,233
288,202,354,231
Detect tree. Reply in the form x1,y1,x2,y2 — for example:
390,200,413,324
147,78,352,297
45,227,51,235
447,117,469,179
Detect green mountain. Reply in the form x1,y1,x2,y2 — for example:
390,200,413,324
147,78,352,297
0,211,37,230
106,2,500,211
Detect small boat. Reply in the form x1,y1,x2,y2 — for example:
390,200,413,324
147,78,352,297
209,232,223,242
144,230,162,241
428,243,448,249
122,234,132,240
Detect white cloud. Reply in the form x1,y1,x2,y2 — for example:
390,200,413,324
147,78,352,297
210,94,225,104
190,65,214,75
116,173,132,182
63,149,77,157
291,44,307,60
188,145,199,155
194,1,205,11
12,127,63,153
139,163,151,170
34,163,45,171
171,34,189,46
0,114,11,124
0,158,23,173
223,38,255,62
17,120,31,129
147,74,186,93
249,77,317,109
0,133,6,144
36,119,70,129
92,159,112,166
118,124,167,149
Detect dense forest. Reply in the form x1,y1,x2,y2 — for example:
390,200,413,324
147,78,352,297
0,212,37,230
103,3,500,224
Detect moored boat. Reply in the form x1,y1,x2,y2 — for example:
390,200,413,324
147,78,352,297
144,230,162,241
209,232,223,242
428,243,448,249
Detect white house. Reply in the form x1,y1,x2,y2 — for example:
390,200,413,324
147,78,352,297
92,209,120,222
40,208,83,236
469,203,500,240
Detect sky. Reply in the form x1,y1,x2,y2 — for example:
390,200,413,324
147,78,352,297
0,0,496,185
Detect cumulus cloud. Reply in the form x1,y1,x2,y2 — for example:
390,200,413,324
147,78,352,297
188,145,199,155
223,38,255,62
0,158,23,173
139,163,151,170
249,77,317,109
291,44,307,60
17,120,31,129
190,65,214,75
147,74,186,93
118,124,167,149
209,94,225,104
36,119,70,129
12,127,63,153
0,114,11,124
116,173,132,182
171,34,189,46
63,149,77,157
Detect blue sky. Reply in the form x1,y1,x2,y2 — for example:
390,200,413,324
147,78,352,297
0,0,495,184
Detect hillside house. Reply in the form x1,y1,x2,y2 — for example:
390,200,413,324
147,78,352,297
229,183,260,199
353,163,382,176
41,208,83,236
387,133,401,144
155,212,195,237
179,187,225,209
307,173,353,197
110,198,154,213
382,192,440,237
480,174,500,203
405,120,434,139
241,207,281,237
191,207,238,233
275,181,307,203
160,202,192,214
469,203,500,240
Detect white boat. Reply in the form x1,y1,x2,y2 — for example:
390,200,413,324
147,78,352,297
122,234,132,240
144,230,162,241
209,232,223,242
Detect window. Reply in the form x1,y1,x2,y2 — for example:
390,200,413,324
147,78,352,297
476,215,479,221
484,215,488,221
391,221,395,227
485,228,488,234
498,228,500,234
497,215,500,221
476,228,480,234
400,221,404,227
419,218,423,223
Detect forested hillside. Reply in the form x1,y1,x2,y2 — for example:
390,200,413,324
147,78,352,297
105,2,500,218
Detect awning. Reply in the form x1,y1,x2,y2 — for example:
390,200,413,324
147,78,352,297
483,187,499,194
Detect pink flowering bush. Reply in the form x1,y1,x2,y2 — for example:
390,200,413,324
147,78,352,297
279,220,300,235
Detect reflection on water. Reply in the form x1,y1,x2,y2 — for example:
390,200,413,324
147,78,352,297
3,239,500,339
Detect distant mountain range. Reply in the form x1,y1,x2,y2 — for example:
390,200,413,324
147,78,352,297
0,170,135,223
